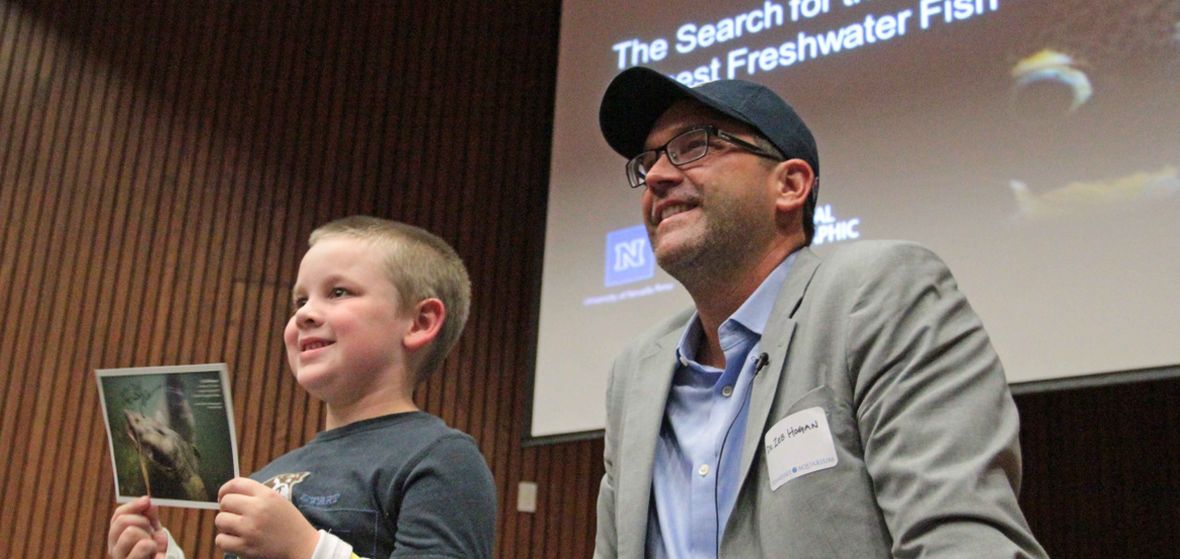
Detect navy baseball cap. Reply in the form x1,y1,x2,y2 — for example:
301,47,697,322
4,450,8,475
599,67,819,177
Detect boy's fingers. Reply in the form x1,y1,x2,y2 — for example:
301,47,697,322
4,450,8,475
109,514,152,551
127,537,159,559
216,478,238,501
216,492,251,515
111,510,153,531
217,476,262,501
150,530,170,558
213,509,243,535
214,530,250,556
144,501,161,530
111,525,152,559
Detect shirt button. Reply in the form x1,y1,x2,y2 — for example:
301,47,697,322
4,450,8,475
698,464,710,477
721,385,734,397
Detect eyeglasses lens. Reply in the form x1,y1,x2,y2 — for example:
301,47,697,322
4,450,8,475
627,128,711,188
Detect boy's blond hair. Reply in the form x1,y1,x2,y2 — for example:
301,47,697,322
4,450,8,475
308,215,471,382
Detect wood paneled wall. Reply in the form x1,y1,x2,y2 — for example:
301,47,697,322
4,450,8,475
1,1,602,557
1016,375,1179,557
2,2,1177,559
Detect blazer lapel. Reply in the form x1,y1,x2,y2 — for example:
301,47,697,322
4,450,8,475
617,327,681,557
737,248,823,485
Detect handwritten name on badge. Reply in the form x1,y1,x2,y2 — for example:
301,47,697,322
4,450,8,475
764,406,838,491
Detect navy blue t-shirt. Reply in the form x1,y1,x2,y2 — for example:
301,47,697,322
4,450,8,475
237,411,496,558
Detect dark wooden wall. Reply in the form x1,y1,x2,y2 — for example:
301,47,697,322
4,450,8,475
1,1,1176,558
1016,374,1180,558
0,1,600,557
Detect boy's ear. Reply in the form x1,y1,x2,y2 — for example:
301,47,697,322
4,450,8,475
403,298,446,351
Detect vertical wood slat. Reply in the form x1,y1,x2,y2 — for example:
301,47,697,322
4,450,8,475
40,8,104,555
4,6,62,554
0,7,32,513
29,10,99,557
17,4,73,554
64,3,125,553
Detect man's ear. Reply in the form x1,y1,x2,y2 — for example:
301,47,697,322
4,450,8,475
770,158,815,214
403,298,446,351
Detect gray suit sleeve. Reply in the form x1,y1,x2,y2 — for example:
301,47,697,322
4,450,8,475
844,243,1046,557
594,356,621,559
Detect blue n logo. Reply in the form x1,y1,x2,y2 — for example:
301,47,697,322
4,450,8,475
604,225,654,287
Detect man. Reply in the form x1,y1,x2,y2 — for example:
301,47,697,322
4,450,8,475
593,66,1047,558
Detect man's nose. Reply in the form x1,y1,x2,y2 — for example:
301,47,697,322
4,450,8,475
643,152,683,195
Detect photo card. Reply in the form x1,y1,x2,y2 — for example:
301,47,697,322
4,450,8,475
97,363,240,510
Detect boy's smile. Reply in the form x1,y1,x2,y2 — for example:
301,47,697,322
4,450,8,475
299,337,335,354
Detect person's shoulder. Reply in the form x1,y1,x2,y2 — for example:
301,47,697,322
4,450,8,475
327,412,488,479
384,412,482,455
397,415,491,478
816,239,947,275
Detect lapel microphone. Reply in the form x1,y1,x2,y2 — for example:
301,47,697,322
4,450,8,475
753,352,770,374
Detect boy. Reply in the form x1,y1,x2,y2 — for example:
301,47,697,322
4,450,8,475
108,216,497,559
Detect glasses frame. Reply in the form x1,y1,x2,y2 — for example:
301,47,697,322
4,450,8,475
625,125,783,188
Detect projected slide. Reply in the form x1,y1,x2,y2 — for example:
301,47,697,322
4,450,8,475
533,0,1180,438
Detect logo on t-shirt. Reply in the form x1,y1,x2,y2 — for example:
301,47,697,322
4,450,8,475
262,471,310,501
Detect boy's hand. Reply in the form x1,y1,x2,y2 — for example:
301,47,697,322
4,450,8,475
215,477,320,559
108,495,169,559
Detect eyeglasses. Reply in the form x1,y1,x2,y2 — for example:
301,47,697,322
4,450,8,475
625,125,783,188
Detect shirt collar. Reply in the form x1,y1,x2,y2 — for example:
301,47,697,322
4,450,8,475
675,251,799,364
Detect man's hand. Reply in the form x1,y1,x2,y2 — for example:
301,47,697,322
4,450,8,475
108,496,169,559
215,477,319,559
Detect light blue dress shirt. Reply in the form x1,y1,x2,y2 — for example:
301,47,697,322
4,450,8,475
646,254,796,559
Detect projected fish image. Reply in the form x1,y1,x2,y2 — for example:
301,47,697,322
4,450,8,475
1011,49,1092,112
1005,3,1180,220
1009,166,1180,218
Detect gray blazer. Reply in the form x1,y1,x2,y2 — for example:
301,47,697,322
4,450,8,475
594,241,1047,558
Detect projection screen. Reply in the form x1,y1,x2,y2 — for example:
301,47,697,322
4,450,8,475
531,0,1180,439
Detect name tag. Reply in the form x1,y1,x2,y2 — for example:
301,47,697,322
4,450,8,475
764,406,838,491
